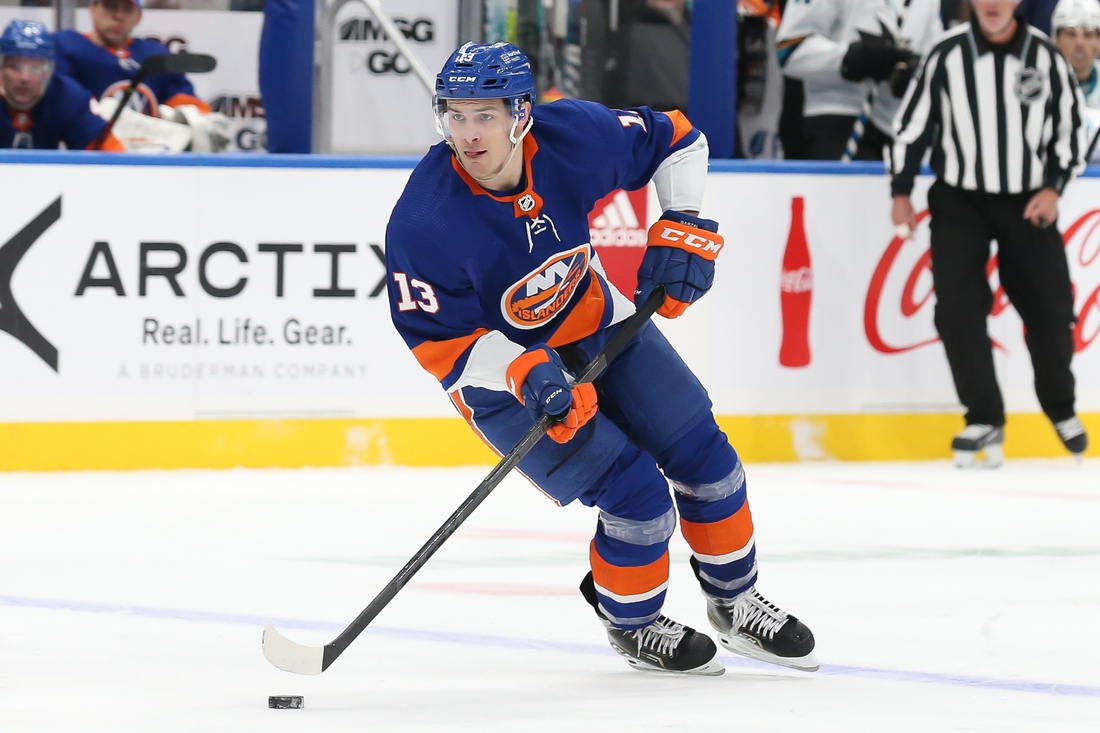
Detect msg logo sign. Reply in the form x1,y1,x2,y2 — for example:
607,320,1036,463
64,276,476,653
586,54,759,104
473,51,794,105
338,16,436,76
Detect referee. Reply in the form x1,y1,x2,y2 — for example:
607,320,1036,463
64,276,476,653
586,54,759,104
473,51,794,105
890,0,1090,466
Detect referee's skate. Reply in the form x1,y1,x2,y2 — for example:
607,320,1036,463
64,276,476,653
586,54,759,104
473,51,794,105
952,424,1005,469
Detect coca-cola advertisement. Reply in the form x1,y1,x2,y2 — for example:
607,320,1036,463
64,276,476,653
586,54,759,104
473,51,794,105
670,171,1100,422
780,196,812,367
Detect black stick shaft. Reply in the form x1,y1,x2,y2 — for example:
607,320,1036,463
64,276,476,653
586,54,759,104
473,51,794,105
319,286,667,670
91,76,144,150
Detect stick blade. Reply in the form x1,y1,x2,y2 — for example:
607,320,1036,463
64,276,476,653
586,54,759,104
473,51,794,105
141,52,217,77
262,625,325,675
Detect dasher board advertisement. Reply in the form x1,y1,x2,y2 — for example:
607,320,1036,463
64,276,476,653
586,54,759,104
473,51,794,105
0,159,431,423
0,156,1097,430
675,170,1100,417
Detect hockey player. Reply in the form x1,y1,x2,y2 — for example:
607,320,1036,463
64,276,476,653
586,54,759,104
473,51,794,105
386,42,818,676
777,0,941,160
0,20,123,151
53,0,228,152
1052,0,1100,161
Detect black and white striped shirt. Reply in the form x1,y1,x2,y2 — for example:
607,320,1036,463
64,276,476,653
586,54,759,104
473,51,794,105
891,22,1087,197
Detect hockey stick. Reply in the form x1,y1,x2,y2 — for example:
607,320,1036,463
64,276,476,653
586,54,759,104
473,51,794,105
1086,124,1100,166
90,52,216,150
262,285,667,675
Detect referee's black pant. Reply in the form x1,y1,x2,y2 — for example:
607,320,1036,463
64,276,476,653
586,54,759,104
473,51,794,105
927,180,1077,427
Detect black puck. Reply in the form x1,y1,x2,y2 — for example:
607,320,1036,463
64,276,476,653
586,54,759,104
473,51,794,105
268,696,304,709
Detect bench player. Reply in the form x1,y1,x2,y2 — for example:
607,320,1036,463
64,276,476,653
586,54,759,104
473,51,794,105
53,0,228,151
1052,0,1100,161
1,20,123,151
386,42,818,676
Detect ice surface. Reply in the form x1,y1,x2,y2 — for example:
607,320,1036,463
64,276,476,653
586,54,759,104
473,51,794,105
1,459,1098,731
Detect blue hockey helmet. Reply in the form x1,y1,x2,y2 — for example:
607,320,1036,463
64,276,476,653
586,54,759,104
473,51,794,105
0,20,55,61
435,42,535,101
434,42,534,135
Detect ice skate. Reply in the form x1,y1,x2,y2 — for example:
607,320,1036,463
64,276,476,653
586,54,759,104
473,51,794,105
1054,417,1088,460
690,559,818,672
951,424,1004,468
579,572,724,676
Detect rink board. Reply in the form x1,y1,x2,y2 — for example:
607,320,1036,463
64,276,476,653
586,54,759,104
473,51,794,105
0,152,1097,469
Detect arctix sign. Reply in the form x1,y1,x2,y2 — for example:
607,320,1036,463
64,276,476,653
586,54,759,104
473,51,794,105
0,160,432,425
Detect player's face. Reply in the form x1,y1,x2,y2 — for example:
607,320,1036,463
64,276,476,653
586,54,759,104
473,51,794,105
90,0,143,48
970,0,1023,40
1056,26,1100,81
443,99,517,179
0,56,53,110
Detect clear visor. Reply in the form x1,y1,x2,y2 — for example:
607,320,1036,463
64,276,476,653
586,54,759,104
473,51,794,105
0,56,54,106
433,97,524,141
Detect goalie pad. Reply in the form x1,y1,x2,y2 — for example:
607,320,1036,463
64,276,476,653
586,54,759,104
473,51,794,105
167,104,231,153
96,97,192,153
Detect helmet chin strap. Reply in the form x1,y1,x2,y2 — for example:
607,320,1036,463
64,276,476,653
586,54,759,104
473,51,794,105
453,115,533,185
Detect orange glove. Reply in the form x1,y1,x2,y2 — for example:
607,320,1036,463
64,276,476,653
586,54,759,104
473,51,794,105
545,382,598,443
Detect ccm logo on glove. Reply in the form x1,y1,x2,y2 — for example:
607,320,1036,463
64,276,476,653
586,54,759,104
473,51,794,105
656,225,723,258
635,211,724,319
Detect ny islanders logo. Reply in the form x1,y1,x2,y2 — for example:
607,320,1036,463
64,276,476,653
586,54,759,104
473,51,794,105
501,245,591,329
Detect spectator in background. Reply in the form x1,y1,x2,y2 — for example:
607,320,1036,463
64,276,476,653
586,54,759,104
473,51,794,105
52,0,229,151
609,0,691,112
0,20,124,151
1052,0,1100,160
777,0,939,160
1016,0,1059,33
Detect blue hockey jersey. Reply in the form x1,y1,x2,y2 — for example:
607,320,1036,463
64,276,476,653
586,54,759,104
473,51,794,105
53,31,208,114
386,99,700,393
1,73,110,150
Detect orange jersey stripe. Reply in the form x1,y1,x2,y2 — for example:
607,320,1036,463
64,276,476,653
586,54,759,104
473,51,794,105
665,110,694,147
451,133,544,219
679,503,755,557
547,275,606,348
88,133,126,152
165,93,212,114
590,542,670,596
410,328,490,382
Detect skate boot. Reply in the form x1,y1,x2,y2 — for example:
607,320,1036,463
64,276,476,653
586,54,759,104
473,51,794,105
1053,416,1088,460
579,572,724,676
952,424,1004,468
691,558,818,671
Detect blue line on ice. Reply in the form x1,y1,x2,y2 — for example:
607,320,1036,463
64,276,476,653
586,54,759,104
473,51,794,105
3,594,1097,699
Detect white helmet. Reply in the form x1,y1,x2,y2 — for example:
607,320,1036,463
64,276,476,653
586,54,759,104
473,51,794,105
1052,0,1100,33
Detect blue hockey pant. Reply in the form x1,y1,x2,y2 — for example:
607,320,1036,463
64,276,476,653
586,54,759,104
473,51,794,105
450,321,758,629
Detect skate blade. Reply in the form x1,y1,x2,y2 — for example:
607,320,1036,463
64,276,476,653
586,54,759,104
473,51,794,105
953,444,1003,469
620,653,726,676
717,633,820,672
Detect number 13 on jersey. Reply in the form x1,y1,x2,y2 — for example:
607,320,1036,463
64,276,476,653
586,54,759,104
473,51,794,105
392,272,440,314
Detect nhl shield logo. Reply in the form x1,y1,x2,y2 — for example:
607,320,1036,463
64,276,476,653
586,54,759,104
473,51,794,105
518,193,536,212
1015,68,1046,104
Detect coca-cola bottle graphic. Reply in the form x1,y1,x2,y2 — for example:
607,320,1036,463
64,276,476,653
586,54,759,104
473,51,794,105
780,196,812,367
